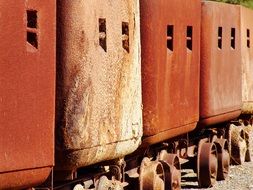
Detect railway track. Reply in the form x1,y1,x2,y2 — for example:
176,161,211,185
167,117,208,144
182,161,253,190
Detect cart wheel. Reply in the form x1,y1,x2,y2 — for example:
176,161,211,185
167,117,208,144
243,126,253,162
73,184,84,190
215,139,230,180
230,125,247,165
96,176,124,190
197,140,218,188
139,158,165,190
158,151,181,190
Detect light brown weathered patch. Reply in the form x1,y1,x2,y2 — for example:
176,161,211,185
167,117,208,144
241,6,253,114
56,0,142,170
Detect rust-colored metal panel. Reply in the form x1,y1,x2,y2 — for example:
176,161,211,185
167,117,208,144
240,6,253,114
0,0,55,189
0,167,51,189
56,0,142,170
200,1,242,126
141,0,200,143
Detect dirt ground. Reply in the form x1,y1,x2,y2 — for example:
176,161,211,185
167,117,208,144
181,161,253,190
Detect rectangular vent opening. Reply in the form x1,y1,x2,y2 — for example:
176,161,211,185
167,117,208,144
122,22,129,53
231,28,236,49
27,10,37,28
167,25,174,51
187,26,193,51
26,9,38,49
99,18,107,52
247,29,250,48
218,27,222,49
27,31,38,48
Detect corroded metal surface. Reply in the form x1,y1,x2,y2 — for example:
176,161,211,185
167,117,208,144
96,176,124,190
142,123,196,147
200,1,242,126
140,0,200,143
158,151,181,190
240,6,253,114
139,158,165,190
0,167,52,190
197,140,218,188
230,124,247,165
56,0,142,170
0,0,55,189
214,139,229,180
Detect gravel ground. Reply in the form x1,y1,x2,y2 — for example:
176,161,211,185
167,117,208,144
181,161,253,190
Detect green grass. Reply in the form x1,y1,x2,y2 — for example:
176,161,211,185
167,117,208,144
210,0,253,9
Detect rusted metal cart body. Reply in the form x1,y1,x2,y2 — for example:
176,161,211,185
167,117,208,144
0,0,56,189
140,0,201,145
56,0,142,171
240,6,253,114
200,1,242,126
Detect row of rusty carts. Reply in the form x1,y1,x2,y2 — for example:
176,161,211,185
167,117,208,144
1,0,253,189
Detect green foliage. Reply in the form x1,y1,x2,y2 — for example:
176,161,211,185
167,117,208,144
211,0,253,9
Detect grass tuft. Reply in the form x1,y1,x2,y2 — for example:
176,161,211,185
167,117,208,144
210,0,253,9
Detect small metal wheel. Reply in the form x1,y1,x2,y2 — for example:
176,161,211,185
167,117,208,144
214,139,230,180
229,125,247,165
158,151,181,190
139,157,165,190
243,127,253,162
197,140,218,188
73,184,84,190
96,176,124,190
